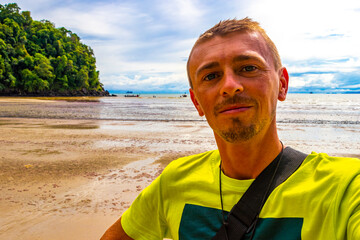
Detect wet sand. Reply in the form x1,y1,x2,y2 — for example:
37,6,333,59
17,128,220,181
0,116,216,239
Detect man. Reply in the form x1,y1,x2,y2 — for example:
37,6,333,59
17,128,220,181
101,18,360,239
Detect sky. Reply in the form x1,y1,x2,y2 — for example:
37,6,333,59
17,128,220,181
9,0,360,93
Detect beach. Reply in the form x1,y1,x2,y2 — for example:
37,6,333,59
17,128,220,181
0,95,359,239
0,96,217,239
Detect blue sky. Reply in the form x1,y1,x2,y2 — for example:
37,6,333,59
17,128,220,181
11,0,360,93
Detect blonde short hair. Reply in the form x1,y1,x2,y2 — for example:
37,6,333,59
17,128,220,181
187,17,282,88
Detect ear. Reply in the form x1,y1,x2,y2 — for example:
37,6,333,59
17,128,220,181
189,88,204,117
278,67,289,101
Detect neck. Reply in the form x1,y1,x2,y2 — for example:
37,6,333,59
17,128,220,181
215,129,283,180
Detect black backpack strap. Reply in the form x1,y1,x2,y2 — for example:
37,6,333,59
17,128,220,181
212,147,307,240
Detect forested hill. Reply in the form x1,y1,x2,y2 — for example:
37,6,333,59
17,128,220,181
0,3,110,96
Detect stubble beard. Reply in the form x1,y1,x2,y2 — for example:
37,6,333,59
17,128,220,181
213,95,275,143
219,116,268,143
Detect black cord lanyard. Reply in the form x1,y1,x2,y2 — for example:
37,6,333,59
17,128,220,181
219,141,284,240
219,160,230,240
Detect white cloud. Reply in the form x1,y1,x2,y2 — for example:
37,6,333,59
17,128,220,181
346,83,360,89
17,1,140,39
291,74,336,88
49,5,133,38
12,0,360,92
104,72,188,92
156,0,205,28
245,0,360,61
286,58,360,75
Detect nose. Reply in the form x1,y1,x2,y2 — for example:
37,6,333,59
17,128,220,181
219,70,244,97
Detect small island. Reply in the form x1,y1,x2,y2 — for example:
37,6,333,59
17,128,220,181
0,3,110,97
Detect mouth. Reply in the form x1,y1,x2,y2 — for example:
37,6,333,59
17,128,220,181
218,105,252,114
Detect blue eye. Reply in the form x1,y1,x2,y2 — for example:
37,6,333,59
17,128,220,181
242,65,257,72
204,73,218,81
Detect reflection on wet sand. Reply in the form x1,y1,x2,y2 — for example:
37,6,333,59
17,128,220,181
46,123,100,130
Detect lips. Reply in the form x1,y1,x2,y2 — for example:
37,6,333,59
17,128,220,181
218,104,252,114
214,95,257,116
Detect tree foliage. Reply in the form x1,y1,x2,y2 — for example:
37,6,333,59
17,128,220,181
0,3,104,93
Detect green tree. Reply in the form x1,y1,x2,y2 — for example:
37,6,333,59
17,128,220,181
33,53,54,86
0,55,6,90
21,68,49,92
76,67,89,89
0,3,104,95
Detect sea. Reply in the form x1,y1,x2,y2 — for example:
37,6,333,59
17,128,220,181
0,93,359,156
0,93,359,122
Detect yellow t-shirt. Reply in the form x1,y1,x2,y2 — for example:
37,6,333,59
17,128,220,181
121,150,360,239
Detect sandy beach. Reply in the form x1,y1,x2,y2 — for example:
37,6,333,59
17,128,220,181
0,109,216,239
0,96,359,239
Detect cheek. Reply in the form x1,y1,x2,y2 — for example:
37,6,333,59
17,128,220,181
196,92,217,116
197,87,215,102
259,74,278,95
247,79,277,111
247,81,268,99
198,96,211,113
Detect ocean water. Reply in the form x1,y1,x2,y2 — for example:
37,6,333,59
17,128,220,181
0,94,359,156
278,94,360,124
275,94,360,157
0,94,359,123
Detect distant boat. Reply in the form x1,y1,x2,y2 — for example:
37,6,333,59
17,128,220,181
124,91,140,97
180,92,187,97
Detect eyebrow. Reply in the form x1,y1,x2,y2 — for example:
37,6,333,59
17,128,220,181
232,54,266,64
195,62,220,77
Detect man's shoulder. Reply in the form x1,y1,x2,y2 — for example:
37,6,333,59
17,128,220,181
162,150,220,175
303,151,360,176
306,151,360,164
168,149,219,167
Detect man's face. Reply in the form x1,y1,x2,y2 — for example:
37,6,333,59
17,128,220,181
188,31,288,143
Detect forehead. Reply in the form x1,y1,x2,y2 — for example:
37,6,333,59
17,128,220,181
188,31,273,76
